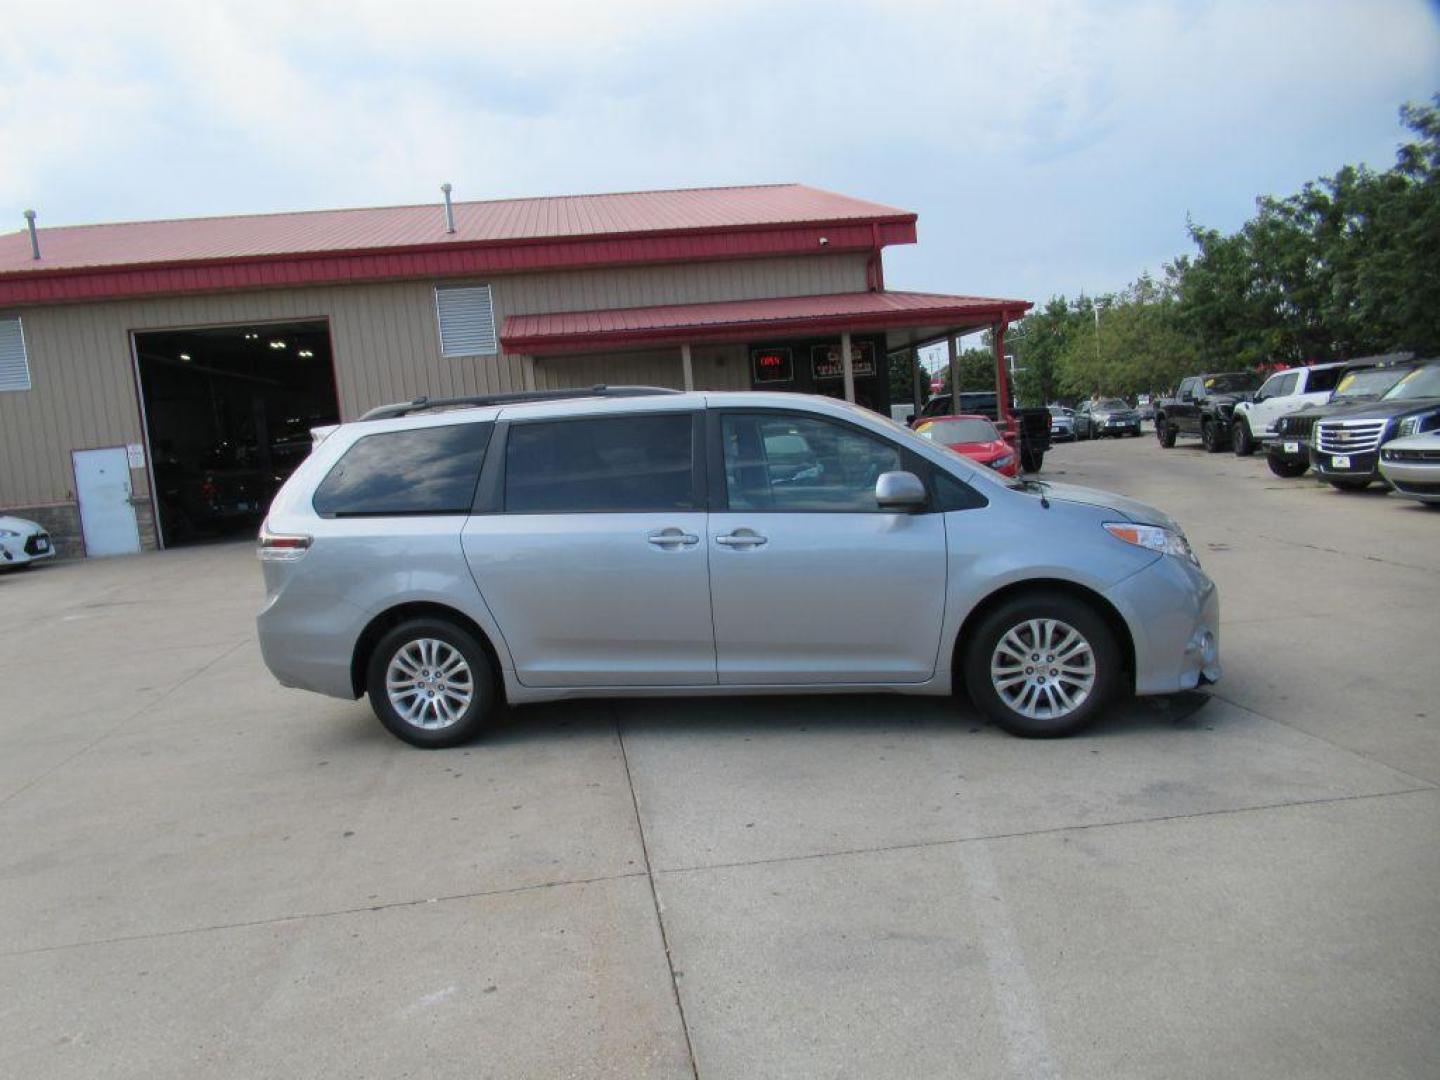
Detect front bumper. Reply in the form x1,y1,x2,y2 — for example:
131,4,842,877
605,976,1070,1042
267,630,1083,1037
1106,554,1221,695
1,530,55,565
1269,439,1308,467
1379,459,1440,503
1309,447,1380,481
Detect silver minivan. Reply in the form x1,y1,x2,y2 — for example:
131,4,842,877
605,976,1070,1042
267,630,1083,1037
257,388,1220,748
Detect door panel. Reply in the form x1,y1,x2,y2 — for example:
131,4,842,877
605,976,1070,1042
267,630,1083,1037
708,410,947,684
72,447,140,557
708,511,947,683
462,513,715,686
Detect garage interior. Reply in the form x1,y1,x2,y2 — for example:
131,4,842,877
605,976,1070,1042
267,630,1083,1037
134,320,339,547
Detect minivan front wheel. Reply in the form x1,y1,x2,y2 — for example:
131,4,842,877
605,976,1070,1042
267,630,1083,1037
367,619,496,748
964,594,1119,737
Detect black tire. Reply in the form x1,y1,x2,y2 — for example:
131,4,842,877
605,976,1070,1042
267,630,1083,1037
1232,420,1255,456
366,618,497,748
1021,448,1044,473
1327,477,1371,492
963,592,1121,738
1201,420,1225,453
1267,455,1308,478
1155,418,1177,448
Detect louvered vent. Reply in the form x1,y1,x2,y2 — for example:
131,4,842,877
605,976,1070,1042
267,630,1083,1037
435,285,497,357
0,317,30,391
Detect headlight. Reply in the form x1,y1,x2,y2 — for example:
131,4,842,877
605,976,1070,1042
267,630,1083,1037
990,454,1015,469
1104,522,1199,565
1397,412,1440,439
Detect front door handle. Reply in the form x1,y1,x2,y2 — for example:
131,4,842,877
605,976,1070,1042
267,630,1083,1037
715,530,767,548
648,528,699,548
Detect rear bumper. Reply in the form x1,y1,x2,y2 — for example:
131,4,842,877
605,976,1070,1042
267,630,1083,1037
257,595,362,700
1106,555,1221,695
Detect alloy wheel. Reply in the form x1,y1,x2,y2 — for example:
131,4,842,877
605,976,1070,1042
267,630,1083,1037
989,618,1096,721
385,638,475,730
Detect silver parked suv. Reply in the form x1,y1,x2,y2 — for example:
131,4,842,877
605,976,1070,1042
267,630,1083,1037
257,387,1220,747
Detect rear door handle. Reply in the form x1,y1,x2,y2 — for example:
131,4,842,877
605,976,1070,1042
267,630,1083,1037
715,531,767,548
647,528,699,548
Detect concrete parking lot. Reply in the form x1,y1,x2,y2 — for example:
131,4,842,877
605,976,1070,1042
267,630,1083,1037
2,436,1437,1080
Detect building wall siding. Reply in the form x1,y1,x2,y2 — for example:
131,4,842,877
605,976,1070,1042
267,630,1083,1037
0,252,868,528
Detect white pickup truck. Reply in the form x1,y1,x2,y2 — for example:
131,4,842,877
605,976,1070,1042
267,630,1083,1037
1230,362,1348,456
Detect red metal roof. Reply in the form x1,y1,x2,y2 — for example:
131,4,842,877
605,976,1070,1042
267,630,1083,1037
502,291,1032,354
0,184,918,307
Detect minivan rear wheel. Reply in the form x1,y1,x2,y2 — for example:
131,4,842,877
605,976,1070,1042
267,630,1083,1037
367,618,496,748
964,594,1119,737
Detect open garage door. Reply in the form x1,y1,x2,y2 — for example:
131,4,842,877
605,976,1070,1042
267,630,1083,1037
134,320,340,548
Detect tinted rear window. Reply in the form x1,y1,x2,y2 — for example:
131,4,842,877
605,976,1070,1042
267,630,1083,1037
313,423,492,517
505,414,694,513
1306,367,1343,393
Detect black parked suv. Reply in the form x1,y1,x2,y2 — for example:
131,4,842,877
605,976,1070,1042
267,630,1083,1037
1154,372,1261,452
1308,361,1440,490
1267,363,1416,478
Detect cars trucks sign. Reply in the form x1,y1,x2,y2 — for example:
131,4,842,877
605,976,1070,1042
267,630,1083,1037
811,342,876,380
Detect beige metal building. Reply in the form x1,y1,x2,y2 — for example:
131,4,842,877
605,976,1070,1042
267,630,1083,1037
0,184,1028,556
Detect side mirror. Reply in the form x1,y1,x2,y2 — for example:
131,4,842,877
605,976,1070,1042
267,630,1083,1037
875,471,928,512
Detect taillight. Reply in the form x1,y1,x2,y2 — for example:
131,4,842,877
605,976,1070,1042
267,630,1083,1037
258,527,312,562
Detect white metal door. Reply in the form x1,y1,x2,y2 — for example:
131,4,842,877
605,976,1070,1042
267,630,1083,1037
73,447,140,557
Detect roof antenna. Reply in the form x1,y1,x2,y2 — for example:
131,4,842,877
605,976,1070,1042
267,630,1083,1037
23,209,40,260
440,183,456,235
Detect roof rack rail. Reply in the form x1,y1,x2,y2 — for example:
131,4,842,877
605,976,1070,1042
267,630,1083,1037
358,385,682,421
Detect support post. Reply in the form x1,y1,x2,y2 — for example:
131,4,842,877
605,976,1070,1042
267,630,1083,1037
840,330,855,403
993,321,1014,434
680,343,695,391
910,347,923,418
947,334,959,410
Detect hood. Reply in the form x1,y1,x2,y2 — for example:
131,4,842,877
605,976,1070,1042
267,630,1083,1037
1314,396,1440,422
946,439,1009,458
1034,482,1181,531
0,515,40,534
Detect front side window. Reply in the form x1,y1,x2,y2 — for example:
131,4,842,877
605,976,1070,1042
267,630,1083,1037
505,414,694,513
313,423,492,517
722,414,902,511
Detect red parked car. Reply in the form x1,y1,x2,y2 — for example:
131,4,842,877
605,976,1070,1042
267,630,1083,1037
912,414,1019,477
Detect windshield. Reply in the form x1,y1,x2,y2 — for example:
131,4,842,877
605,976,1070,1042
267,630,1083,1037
1095,399,1129,411
1334,367,1408,399
918,419,1000,444
1381,364,1440,401
1203,373,1261,393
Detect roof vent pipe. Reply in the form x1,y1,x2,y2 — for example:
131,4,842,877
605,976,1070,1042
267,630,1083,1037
23,210,40,260
440,183,456,235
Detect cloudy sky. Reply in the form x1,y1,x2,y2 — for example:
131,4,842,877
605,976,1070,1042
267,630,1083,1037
1,0,1436,310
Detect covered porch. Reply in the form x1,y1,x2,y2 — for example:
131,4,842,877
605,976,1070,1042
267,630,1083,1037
501,289,1033,429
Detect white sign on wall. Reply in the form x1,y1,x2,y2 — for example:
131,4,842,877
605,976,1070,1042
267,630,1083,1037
126,443,146,469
